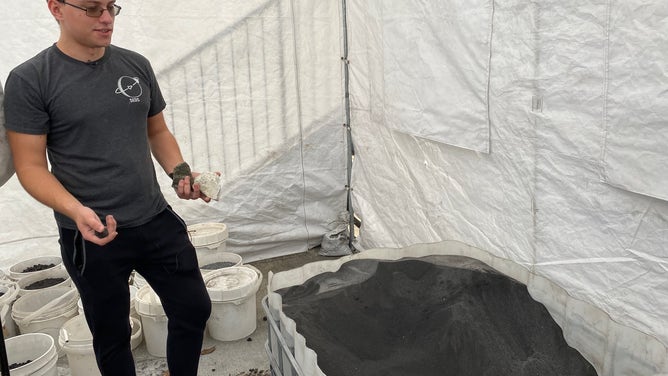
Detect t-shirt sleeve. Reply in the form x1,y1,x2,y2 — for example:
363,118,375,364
145,61,166,118
3,70,50,135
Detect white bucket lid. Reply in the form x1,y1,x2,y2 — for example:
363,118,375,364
204,265,262,302
187,223,228,248
135,285,165,316
59,315,92,347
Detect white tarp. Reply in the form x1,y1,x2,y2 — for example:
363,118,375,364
1,0,667,373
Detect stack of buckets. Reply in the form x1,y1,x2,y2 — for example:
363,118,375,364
203,265,262,341
57,313,143,376
4,255,73,376
187,222,230,267
135,285,168,357
135,265,262,353
2,255,144,376
134,222,262,358
188,222,262,341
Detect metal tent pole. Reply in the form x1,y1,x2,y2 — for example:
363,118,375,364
0,327,10,376
341,0,356,252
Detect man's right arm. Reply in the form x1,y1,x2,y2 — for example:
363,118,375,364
6,130,117,244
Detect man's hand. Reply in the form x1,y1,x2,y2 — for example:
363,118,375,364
175,175,211,203
75,209,118,245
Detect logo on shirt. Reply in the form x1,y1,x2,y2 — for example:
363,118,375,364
115,76,143,103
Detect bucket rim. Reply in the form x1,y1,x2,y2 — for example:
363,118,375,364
9,256,63,273
16,267,71,295
135,285,166,316
5,332,56,372
204,265,262,302
187,222,229,247
12,287,79,320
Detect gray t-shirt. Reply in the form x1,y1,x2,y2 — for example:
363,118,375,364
4,44,168,229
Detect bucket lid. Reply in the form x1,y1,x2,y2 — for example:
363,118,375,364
204,265,262,301
187,223,228,247
135,285,166,316
59,315,92,346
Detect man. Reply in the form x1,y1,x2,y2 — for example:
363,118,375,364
3,1,211,375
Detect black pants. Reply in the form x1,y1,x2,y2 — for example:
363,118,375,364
59,207,212,376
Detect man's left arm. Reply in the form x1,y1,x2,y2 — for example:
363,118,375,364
147,112,210,202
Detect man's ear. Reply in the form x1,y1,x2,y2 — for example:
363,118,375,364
47,0,64,22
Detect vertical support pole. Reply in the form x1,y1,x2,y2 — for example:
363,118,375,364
0,326,9,376
341,0,357,251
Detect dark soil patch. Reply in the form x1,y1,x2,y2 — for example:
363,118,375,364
279,257,598,376
22,263,56,273
234,369,270,376
9,360,31,369
201,261,237,270
26,277,66,290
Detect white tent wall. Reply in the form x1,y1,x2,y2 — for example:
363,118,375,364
0,1,346,266
348,0,668,373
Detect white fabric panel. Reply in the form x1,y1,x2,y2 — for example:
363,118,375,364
602,2,668,201
383,0,492,153
349,0,535,269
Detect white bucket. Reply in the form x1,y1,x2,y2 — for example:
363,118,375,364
203,265,262,341
5,332,58,376
187,222,229,265
0,280,20,338
135,285,167,357
9,256,63,282
11,287,79,357
58,315,101,376
17,267,71,297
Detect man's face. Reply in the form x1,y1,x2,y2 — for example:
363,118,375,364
55,0,118,49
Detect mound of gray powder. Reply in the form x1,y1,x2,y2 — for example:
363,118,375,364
279,257,598,376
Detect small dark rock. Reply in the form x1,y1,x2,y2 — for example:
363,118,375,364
171,162,194,189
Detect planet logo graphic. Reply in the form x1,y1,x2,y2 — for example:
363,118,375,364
115,76,142,102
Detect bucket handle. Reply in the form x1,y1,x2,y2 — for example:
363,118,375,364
15,288,78,327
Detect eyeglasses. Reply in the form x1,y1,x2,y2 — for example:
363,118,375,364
59,1,121,17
